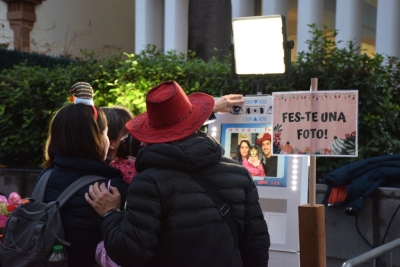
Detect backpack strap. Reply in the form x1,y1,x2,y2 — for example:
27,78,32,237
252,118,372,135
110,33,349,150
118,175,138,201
30,169,53,200
56,175,106,208
31,170,108,208
189,172,239,247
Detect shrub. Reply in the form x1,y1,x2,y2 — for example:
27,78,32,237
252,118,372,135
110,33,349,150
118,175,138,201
0,52,123,167
96,46,251,115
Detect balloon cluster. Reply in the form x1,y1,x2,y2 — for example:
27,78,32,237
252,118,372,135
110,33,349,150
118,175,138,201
0,192,22,228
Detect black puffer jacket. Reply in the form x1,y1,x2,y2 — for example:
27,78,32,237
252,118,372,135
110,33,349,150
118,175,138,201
35,155,129,267
102,131,270,267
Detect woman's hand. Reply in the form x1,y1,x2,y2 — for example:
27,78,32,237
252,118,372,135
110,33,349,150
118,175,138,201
85,182,121,217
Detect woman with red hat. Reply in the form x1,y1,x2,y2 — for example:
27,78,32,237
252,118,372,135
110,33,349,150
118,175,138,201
86,80,270,267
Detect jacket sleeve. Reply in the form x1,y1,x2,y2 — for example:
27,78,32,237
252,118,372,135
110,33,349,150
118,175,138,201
101,173,162,267
240,178,270,267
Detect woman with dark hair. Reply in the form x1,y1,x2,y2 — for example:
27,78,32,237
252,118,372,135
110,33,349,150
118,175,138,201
37,82,128,267
232,139,251,164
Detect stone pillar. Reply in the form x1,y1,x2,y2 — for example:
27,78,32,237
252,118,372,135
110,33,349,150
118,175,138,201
261,0,289,38
231,0,255,19
2,0,45,51
296,0,324,53
261,0,288,19
164,0,188,54
335,0,362,49
376,0,400,57
135,0,164,54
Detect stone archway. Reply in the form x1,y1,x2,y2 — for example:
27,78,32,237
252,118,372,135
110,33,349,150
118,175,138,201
2,0,45,51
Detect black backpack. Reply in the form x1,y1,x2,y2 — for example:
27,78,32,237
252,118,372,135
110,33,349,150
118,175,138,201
0,170,103,267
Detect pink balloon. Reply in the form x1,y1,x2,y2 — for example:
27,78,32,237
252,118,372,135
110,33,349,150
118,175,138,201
8,192,21,206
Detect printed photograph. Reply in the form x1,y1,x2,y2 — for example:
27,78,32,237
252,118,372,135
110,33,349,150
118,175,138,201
220,123,288,187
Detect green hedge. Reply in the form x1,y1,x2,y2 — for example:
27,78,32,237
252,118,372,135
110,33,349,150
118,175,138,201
0,48,74,71
1,25,399,176
94,45,251,115
0,51,123,167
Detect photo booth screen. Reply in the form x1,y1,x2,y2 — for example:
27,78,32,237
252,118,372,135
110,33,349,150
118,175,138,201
208,96,288,187
220,123,287,187
208,96,310,256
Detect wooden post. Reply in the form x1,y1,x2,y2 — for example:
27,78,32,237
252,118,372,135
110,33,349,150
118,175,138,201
298,78,326,267
299,204,326,267
309,78,318,206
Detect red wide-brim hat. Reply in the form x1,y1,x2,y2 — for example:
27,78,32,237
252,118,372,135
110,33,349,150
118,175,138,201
256,133,271,146
125,80,214,144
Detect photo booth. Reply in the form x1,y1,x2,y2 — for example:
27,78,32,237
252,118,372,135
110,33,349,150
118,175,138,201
208,95,309,267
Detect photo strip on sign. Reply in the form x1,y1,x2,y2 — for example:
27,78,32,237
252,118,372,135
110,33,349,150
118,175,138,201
208,95,288,187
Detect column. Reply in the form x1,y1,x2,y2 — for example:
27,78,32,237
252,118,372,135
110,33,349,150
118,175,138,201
335,0,362,49
262,0,288,19
231,0,255,19
135,0,164,54
376,0,400,58
296,0,324,53
164,0,188,54
262,0,289,38
2,0,45,51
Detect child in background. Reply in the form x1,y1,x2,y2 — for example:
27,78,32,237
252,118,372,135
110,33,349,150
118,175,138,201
101,106,134,163
242,146,266,177
95,134,138,267
108,133,139,184
101,106,141,184
96,106,141,267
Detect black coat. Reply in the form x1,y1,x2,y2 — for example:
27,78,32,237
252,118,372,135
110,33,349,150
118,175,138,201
102,131,270,267
322,154,400,215
35,155,129,267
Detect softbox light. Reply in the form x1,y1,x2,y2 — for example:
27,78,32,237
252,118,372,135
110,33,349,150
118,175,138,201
232,15,289,76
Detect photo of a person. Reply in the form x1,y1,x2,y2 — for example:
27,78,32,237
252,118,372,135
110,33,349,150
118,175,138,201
232,139,251,165
241,146,266,177
256,133,278,177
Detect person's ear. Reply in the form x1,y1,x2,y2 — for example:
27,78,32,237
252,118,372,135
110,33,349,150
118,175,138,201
109,139,117,150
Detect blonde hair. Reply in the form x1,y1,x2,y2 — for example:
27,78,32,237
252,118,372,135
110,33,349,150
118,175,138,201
249,147,259,158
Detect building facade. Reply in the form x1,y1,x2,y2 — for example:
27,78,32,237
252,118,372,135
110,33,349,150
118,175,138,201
0,0,136,56
0,0,399,59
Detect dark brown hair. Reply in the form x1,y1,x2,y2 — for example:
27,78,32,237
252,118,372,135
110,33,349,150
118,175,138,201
102,106,141,159
43,104,107,167
115,134,142,158
101,106,133,141
234,139,251,165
